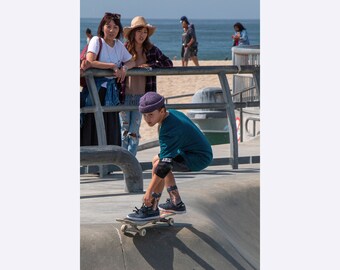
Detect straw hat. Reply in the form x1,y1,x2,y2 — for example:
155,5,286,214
123,16,156,39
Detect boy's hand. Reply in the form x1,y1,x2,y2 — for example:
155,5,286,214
143,189,152,206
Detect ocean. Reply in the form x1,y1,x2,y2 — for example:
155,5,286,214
80,18,260,61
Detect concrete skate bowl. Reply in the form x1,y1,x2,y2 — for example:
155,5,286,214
81,178,259,270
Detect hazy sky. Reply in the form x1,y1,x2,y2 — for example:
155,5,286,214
81,0,260,19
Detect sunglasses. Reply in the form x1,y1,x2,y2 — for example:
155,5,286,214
105,12,121,19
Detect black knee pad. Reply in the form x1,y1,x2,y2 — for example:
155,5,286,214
155,158,173,178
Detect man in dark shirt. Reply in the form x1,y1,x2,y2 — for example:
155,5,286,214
180,16,199,66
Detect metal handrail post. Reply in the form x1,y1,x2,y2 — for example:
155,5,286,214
240,94,244,143
85,74,107,145
252,67,260,100
218,72,238,169
85,73,108,176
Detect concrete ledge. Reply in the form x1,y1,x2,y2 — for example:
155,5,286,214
80,145,143,193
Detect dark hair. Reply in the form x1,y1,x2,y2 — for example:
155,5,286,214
125,26,153,61
86,28,91,34
234,22,246,31
158,106,166,112
180,16,190,24
97,13,123,40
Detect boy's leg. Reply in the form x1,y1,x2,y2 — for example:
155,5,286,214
151,155,178,195
158,172,186,214
144,155,165,209
150,192,162,211
149,156,182,206
152,155,188,204
155,156,187,213
164,171,182,205
125,155,162,221
151,155,165,192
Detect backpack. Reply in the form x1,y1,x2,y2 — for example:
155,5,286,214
80,37,103,88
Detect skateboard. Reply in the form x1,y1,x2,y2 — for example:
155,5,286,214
116,211,176,236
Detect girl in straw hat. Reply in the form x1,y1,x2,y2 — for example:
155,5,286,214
119,16,173,156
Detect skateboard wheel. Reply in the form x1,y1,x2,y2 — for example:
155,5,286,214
121,224,128,233
139,228,147,237
168,218,174,226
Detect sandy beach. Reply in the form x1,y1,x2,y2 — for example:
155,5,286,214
139,60,234,143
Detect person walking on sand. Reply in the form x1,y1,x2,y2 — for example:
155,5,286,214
232,22,250,46
180,16,199,67
120,16,173,156
126,92,213,221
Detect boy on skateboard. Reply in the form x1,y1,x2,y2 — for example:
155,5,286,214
127,92,213,221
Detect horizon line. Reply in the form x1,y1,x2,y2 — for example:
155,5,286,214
80,17,260,20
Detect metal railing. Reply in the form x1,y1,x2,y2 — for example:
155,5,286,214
81,65,260,170
80,145,143,193
245,117,261,137
232,84,260,142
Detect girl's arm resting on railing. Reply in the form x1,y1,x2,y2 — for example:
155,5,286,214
85,52,118,71
118,59,136,83
122,59,136,70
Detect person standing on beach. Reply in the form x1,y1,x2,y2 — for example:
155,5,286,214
126,92,213,221
120,16,173,156
85,28,93,44
180,16,199,66
232,22,250,46
80,12,135,147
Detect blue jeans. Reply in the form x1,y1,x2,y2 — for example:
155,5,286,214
119,94,143,156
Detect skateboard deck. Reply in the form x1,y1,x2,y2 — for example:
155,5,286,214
116,211,176,236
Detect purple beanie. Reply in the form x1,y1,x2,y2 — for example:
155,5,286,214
139,92,165,113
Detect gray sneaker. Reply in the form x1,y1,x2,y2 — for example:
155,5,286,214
158,198,186,214
126,204,160,221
